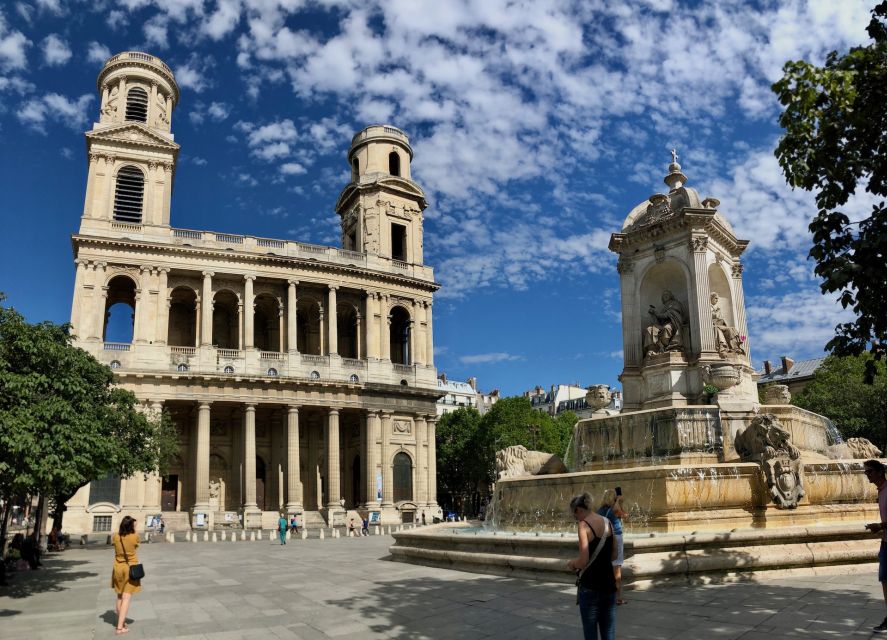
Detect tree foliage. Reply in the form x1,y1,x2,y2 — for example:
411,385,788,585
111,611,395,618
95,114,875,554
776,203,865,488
435,396,576,512
792,354,887,450
773,2,887,380
0,295,178,549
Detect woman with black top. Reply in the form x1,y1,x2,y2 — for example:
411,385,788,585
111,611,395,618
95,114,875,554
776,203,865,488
567,493,617,639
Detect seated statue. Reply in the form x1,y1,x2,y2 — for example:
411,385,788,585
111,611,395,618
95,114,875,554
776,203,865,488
495,445,567,480
643,290,686,357
711,293,744,355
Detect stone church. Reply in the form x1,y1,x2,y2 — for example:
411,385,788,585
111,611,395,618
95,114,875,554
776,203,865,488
63,51,442,534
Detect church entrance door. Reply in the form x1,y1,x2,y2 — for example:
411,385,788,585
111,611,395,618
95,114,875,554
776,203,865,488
161,475,178,511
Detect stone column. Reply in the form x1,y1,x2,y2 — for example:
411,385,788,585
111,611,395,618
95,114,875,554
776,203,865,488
149,81,158,126
277,303,285,352
411,300,423,365
617,258,641,367
364,410,379,507
325,408,341,509
689,236,715,354
134,265,152,343
237,301,244,350
155,268,169,345
194,296,201,348
100,84,109,117
144,400,164,508
200,271,213,346
243,276,255,349
327,285,338,356
243,404,258,511
380,412,393,507
70,259,88,337
193,402,211,510
160,163,172,226
287,280,298,353
415,415,428,506
381,296,391,361
285,405,303,513
82,154,98,217
89,263,107,341
366,292,379,359
426,416,439,508
116,77,126,123
731,262,750,360
425,302,434,367
319,305,325,356
355,313,362,360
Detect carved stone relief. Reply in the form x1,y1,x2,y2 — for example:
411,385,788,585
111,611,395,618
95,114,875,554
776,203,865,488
495,445,568,479
393,420,411,435
734,414,804,509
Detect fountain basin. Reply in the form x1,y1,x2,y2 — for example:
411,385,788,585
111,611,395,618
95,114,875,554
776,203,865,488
390,522,879,587
491,460,874,533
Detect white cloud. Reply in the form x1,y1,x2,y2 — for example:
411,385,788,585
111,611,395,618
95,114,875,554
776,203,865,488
459,352,522,365
60,146,73,159
106,10,128,30
203,0,241,40
207,101,230,120
279,162,306,175
746,288,855,362
18,93,94,133
86,41,111,64
144,15,169,49
191,156,207,165
0,17,30,71
174,56,211,92
41,34,70,66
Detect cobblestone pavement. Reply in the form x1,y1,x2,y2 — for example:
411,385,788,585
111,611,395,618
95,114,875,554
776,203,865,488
2,533,887,639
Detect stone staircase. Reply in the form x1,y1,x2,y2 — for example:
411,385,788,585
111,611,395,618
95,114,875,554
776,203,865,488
300,511,327,529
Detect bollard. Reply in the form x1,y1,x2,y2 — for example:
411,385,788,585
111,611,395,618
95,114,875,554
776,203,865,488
258,530,263,541
185,532,190,542
285,530,290,541
319,528,325,540
192,534,197,543
250,531,256,541
374,526,380,536
220,531,226,541
231,533,237,543
241,530,246,541
203,531,209,542
301,529,307,540
212,532,217,542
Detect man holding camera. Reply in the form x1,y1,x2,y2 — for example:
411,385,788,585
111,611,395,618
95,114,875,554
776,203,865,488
864,459,887,633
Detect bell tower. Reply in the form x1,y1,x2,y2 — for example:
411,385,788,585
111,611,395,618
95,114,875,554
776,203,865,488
335,125,427,265
80,51,180,235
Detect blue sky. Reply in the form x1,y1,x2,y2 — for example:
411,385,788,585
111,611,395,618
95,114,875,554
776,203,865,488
0,0,879,396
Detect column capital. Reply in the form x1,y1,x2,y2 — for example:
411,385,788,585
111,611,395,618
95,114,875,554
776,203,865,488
731,262,744,277
327,407,340,416
198,402,212,410
366,409,381,418
288,279,299,287
244,403,256,412
380,410,393,418
202,271,214,278
328,284,338,292
287,404,300,414
244,274,256,282
157,267,170,275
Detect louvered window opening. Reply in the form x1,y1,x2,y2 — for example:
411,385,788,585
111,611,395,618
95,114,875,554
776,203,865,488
113,166,145,223
125,87,149,122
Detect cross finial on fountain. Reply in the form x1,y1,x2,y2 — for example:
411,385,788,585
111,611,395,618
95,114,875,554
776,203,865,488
664,148,688,190
670,148,679,164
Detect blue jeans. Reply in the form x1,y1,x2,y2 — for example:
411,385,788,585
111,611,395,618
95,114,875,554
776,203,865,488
578,587,616,640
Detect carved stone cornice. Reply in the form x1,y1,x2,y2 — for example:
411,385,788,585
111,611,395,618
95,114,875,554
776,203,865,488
609,209,748,257
689,236,709,253
732,262,744,278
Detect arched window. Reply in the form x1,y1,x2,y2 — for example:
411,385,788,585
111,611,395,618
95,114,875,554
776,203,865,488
89,475,121,505
389,306,411,365
388,151,400,177
113,166,145,223
393,452,412,502
267,368,278,377
351,158,359,179
125,87,149,122
103,276,137,343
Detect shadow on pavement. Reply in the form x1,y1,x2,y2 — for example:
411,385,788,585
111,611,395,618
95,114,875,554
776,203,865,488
0,553,98,602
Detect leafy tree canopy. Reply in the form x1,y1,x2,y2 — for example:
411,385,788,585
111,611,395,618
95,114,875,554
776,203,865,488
773,2,887,380
0,295,178,542
792,354,887,450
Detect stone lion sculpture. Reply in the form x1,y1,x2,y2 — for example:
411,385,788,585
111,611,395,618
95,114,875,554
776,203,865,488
827,437,882,460
586,385,611,411
762,384,791,405
495,445,568,480
734,413,804,509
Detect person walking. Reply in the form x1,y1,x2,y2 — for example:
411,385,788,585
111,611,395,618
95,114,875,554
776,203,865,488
277,514,288,545
597,488,628,605
567,493,617,640
361,517,369,536
865,459,887,633
111,516,141,635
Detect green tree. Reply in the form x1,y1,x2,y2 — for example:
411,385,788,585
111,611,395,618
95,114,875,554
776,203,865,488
435,408,485,513
0,296,178,553
772,2,887,380
792,354,887,449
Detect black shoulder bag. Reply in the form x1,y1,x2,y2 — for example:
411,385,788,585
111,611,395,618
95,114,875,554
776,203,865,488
121,536,145,581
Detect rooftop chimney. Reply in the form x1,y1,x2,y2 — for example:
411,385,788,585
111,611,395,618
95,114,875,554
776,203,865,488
467,377,477,391
763,360,772,375
781,356,794,373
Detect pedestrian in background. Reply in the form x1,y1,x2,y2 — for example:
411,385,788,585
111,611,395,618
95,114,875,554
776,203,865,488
598,488,628,605
111,516,141,635
567,492,616,640
277,514,288,545
864,459,887,633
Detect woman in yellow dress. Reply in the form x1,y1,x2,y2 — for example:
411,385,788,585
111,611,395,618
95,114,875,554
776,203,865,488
110,516,141,635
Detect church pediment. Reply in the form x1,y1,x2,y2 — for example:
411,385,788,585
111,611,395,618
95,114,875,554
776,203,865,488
86,123,180,150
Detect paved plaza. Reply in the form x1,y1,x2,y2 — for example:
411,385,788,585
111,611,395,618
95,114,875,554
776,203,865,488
2,533,887,639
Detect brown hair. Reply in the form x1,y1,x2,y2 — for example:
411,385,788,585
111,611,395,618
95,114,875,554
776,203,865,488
570,492,593,513
118,515,136,536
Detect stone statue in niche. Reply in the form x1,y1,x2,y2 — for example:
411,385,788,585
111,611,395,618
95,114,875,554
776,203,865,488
101,86,119,122
734,413,805,509
711,292,744,356
495,445,568,480
153,92,169,128
643,290,686,357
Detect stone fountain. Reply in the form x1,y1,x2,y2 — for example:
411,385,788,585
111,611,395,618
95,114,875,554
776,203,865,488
391,156,882,585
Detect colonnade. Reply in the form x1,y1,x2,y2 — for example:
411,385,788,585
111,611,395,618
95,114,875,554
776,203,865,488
188,401,438,516
71,262,435,366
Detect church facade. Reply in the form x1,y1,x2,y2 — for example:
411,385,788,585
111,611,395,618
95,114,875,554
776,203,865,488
64,51,442,534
